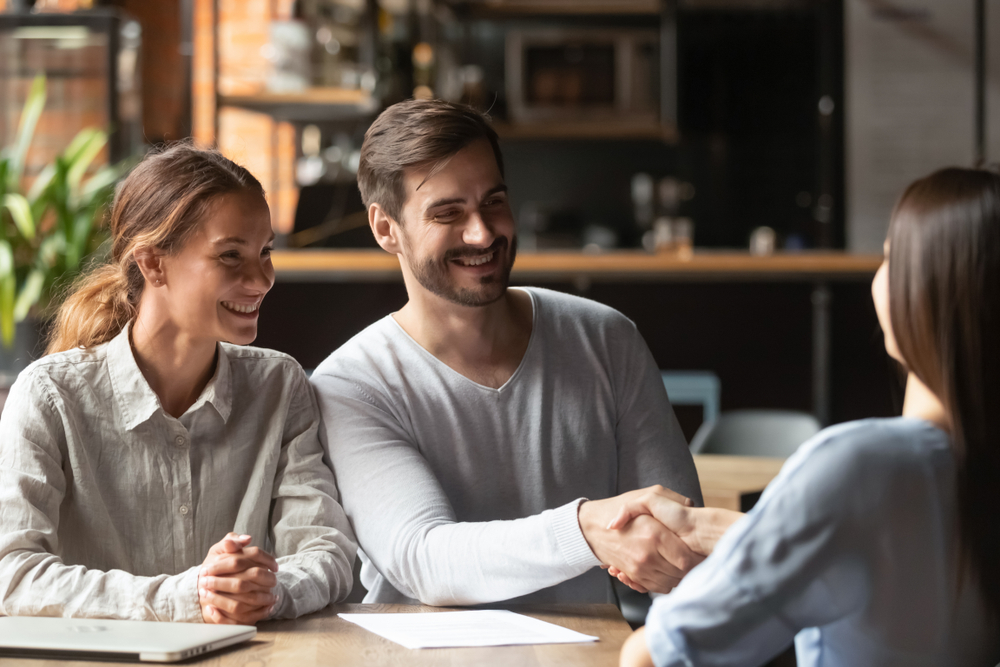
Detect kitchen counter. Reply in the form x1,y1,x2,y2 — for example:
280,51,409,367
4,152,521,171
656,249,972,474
271,249,882,282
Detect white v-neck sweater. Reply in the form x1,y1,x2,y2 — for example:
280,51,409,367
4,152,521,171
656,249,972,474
312,287,700,605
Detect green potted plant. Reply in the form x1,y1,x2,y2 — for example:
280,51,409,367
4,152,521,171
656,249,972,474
0,75,122,383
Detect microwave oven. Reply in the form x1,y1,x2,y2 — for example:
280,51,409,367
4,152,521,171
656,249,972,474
505,27,660,124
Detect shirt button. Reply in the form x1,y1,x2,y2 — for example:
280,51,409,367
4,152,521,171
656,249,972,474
174,435,186,447
179,505,189,515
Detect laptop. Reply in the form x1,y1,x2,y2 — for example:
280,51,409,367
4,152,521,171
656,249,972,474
0,616,256,662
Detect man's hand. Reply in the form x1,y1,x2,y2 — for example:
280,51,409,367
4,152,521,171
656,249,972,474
607,486,744,556
199,533,279,625
578,486,703,594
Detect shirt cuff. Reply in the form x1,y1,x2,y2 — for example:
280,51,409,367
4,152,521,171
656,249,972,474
157,565,204,623
552,498,603,570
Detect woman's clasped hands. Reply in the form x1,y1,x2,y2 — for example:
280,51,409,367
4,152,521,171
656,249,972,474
199,533,280,625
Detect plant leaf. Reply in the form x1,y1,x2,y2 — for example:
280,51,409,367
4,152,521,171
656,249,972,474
9,75,46,188
67,211,95,271
3,193,35,240
13,268,44,322
0,241,15,347
26,163,56,202
67,129,107,197
80,165,119,202
37,234,63,268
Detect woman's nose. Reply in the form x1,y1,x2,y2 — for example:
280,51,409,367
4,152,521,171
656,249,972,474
246,256,275,293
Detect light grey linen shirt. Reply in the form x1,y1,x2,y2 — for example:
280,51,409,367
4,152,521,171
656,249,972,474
0,326,357,622
645,418,1000,667
312,287,702,606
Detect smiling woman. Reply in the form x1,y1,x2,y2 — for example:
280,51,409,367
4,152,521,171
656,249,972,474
0,143,357,625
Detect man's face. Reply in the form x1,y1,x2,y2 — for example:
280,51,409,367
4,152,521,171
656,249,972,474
394,139,517,307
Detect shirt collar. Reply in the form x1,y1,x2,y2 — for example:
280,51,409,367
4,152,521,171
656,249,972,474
106,325,234,430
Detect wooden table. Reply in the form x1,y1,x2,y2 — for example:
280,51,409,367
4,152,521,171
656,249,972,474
694,454,786,512
4,604,632,667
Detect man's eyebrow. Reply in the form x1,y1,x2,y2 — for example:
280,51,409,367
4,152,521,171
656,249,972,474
424,184,508,211
425,196,466,210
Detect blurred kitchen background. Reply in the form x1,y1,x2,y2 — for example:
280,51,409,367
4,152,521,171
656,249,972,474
1,0,998,437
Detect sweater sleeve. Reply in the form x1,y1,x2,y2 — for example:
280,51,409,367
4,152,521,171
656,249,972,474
0,370,203,622
612,319,703,506
312,371,601,606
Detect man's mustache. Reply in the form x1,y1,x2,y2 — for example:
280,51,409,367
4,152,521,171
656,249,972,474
443,237,508,261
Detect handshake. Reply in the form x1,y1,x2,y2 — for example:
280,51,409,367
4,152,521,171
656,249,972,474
578,486,740,594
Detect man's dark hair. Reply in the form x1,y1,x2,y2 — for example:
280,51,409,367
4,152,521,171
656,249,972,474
357,98,504,223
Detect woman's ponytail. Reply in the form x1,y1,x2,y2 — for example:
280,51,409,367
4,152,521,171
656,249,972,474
45,262,141,354
43,141,264,355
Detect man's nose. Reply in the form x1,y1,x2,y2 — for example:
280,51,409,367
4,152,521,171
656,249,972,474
462,212,495,247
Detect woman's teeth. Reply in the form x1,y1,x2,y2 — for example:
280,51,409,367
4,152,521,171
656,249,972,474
222,301,258,314
458,252,493,267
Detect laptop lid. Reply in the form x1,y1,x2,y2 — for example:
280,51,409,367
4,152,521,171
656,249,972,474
0,617,256,663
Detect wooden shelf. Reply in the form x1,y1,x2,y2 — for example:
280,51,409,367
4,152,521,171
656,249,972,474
219,88,377,122
271,249,882,282
493,120,677,142
446,0,662,16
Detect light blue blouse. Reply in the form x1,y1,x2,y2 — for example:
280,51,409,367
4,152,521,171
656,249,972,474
645,417,1000,667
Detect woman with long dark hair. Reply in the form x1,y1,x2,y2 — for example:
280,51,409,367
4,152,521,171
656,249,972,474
617,167,1000,666
0,143,356,624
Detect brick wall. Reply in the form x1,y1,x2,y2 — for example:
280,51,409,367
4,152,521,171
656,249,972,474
195,0,299,234
120,0,185,143
0,10,109,185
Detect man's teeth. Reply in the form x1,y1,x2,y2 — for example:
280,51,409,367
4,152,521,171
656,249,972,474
458,252,493,267
222,301,258,314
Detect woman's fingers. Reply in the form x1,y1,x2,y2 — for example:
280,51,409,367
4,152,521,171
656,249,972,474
607,492,693,532
607,503,640,531
201,582,276,607
616,571,648,594
208,533,252,556
202,604,237,625
201,553,279,577
240,547,279,572
201,571,277,595
199,588,272,624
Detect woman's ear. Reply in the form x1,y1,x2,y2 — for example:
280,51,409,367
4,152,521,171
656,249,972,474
369,203,402,255
133,247,166,287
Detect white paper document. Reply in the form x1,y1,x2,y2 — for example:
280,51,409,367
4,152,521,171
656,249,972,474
338,610,599,649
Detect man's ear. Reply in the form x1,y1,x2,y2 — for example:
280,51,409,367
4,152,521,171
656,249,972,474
369,203,402,255
133,247,166,287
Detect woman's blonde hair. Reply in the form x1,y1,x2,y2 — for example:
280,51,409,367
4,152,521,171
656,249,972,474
46,142,265,354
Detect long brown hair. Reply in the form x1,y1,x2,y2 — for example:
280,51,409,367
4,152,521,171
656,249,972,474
46,142,265,354
888,166,1000,617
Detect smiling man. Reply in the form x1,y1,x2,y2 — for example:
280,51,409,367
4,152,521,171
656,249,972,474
310,99,703,606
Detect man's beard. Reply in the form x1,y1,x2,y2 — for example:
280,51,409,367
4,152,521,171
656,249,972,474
408,235,517,307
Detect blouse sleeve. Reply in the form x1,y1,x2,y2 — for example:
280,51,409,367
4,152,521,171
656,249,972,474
266,366,357,619
0,369,203,622
644,427,874,667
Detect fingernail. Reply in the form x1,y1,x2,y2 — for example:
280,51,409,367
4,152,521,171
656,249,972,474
200,567,208,576
239,534,251,540
199,588,206,597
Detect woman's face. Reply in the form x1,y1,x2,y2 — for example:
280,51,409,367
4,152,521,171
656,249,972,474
872,239,902,362
157,191,275,345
